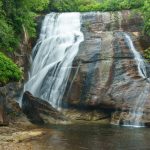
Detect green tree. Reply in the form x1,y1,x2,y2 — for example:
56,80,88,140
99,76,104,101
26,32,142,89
0,0,49,52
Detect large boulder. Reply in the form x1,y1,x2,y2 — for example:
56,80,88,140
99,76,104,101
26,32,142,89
22,91,68,125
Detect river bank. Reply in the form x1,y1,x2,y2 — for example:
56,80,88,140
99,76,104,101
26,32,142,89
0,122,48,150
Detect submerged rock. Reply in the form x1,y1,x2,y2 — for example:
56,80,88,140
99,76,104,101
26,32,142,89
22,91,68,125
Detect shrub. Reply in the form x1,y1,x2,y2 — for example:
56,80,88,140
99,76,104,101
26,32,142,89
0,18,18,52
141,0,150,36
144,47,150,59
49,0,144,12
0,52,22,85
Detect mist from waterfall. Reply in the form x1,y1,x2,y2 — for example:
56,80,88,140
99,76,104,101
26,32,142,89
123,33,148,127
24,13,84,109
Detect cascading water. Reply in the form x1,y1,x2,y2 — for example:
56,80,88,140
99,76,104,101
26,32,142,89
124,33,147,79
123,33,149,127
24,13,84,109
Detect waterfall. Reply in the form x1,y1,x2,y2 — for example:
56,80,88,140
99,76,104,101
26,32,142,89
24,13,84,109
124,33,147,78
123,33,148,127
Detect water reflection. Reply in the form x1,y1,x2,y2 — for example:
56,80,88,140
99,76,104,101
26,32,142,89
31,124,150,150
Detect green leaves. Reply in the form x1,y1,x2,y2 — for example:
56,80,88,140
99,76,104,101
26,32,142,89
0,0,50,51
13,0,49,37
141,0,150,35
144,46,150,61
0,0,50,85
0,18,18,52
49,0,144,12
0,52,22,85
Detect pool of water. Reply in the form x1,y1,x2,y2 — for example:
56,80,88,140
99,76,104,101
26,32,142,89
31,124,150,150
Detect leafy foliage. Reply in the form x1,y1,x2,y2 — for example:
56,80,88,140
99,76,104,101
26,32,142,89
0,52,22,84
0,0,49,52
144,47,150,59
0,1,18,52
49,0,144,12
0,0,49,84
0,18,18,52
141,0,150,36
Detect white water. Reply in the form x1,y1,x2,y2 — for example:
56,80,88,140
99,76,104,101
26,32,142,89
123,33,148,127
124,33,147,78
24,13,84,109
123,83,150,127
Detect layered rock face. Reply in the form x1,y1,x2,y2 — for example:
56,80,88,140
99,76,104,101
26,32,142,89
63,11,150,124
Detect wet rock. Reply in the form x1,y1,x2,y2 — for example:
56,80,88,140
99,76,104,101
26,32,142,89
81,11,142,34
22,91,68,125
63,109,110,122
144,122,150,127
63,10,150,121
111,111,150,127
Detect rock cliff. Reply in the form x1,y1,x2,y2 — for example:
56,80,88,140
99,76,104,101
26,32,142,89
63,11,150,124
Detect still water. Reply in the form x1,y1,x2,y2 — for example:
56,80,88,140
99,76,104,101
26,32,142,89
31,124,150,150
